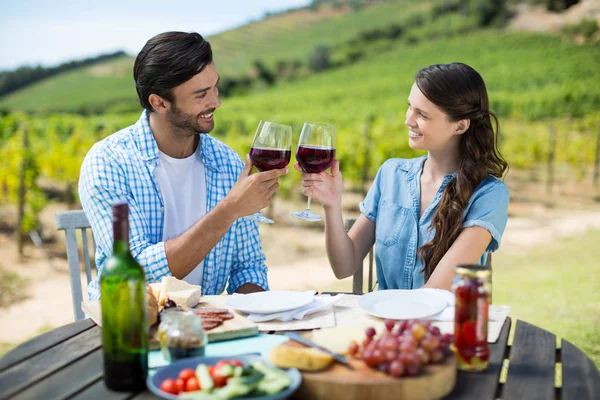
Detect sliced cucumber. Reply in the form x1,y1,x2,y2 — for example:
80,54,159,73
195,363,214,391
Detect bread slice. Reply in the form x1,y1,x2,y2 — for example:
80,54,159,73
270,343,334,371
149,282,162,303
146,284,158,326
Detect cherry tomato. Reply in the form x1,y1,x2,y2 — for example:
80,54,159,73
175,378,185,393
229,359,243,367
462,321,477,348
455,285,470,304
214,360,231,370
208,365,215,376
160,378,179,395
178,368,196,382
185,377,201,392
213,374,228,388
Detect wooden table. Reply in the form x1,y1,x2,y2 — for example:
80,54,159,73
1,316,598,399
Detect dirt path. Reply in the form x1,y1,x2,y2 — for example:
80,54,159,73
2,203,600,344
509,0,600,32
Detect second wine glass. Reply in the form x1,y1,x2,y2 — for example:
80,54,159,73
292,122,336,222
245,120,292,224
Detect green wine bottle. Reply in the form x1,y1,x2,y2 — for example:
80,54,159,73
101,203,148,391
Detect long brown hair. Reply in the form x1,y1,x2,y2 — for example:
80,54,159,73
415,63,508,281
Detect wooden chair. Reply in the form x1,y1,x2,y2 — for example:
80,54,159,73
344,217,375,295
55,210,95,321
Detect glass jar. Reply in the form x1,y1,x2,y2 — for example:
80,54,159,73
452,263,491,371
158,311,207,362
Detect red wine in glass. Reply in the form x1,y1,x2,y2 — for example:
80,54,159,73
292,122,336,222
296,145,336,174
245,120,293,224
249,147,291,171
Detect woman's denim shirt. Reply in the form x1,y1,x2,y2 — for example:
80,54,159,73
360,156,509,290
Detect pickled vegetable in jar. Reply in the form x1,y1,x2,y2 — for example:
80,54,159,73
452,263,491,371
158,311,207,362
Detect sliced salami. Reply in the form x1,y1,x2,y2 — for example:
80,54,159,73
202,321,220,330
196,308,229,314
195,312,222,318
220,313,234,320
200,316,224,323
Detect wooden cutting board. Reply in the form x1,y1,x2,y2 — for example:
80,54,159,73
81,296,258,346
285,335,457,400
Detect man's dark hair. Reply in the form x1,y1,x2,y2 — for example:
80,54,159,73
134,31,213,111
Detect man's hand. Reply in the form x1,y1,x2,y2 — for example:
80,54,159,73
223,155,288,219
235,283,265,294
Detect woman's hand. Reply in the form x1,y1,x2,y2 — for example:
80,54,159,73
295,160,343,210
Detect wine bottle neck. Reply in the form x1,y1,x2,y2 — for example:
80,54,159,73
113,239,129,254
112,202,130,254
113,220,129,254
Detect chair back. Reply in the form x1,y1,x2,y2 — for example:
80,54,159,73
345,217,375,295
55,210,94,321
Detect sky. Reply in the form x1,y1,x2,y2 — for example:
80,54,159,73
0,0,311,71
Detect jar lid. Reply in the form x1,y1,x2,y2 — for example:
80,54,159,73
454,263,491,278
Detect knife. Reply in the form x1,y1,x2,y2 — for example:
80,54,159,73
283,332,354,370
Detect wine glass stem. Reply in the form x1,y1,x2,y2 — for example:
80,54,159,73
306,196,312,212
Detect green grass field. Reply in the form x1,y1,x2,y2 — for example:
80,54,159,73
494,230,600,368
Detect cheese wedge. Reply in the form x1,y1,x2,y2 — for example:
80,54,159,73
154,276,203,309
311,324,385,354
270,344,334,371
167,288,203,309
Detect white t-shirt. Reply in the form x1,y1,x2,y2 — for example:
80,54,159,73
154,145,207,285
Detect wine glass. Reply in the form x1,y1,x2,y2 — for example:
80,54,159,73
245,120,292,224
292,122,336,222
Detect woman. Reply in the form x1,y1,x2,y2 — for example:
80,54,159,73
297,63,509,291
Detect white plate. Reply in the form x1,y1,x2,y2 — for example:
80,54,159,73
358,289,448,320
226,291,315,314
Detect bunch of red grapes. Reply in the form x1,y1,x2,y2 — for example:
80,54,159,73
347,319,454,378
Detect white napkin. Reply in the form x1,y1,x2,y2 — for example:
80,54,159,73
245,294,345,322
418,288,456,321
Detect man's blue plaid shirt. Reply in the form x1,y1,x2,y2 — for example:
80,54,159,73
79,110,269,300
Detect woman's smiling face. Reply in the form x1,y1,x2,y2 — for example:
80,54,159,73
405,82,464,152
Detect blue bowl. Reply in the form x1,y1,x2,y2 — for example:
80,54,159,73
147,354,301,399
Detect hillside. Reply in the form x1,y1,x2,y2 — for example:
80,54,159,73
0,56,136,114
0,0,430,113
209,0,431,76
1,27,598,202
214,30,600,129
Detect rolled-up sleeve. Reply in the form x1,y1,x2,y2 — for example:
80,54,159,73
463,181,510,252
360,160,388,222
79,147,170,300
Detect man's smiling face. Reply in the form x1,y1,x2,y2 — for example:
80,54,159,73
166,61,222,135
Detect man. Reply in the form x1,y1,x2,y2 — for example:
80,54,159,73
79,31,286,300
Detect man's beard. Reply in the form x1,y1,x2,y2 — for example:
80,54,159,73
166,102,214,137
